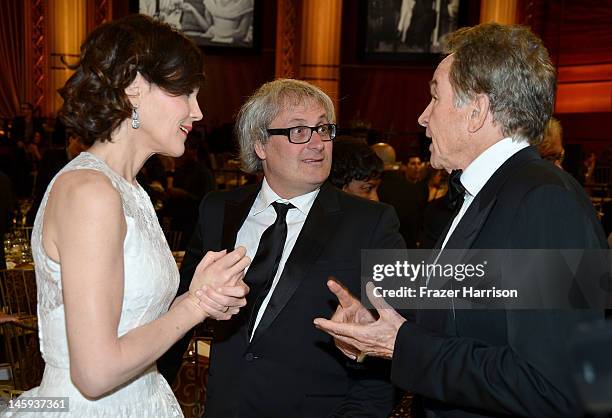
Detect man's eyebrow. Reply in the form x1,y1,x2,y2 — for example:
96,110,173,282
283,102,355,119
285,118,308,125
285,113,328,125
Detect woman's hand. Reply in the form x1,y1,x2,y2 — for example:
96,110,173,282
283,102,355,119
193,281,250,320
189,246,250,291
186,247,251,321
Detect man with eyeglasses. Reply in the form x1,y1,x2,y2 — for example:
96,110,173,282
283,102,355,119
176,79,404,417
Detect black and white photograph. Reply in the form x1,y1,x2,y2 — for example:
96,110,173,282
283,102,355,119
364,0,460,57
139,0,255,48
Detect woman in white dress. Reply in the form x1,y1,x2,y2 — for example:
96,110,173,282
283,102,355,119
3,15,250,417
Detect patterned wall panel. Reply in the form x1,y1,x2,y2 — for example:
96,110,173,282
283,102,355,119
87,0,112,33
275,0,297,78
31,0,46,113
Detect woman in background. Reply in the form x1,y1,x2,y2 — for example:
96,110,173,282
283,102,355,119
329,136,383,202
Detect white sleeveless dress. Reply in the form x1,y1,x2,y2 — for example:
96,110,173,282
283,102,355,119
3,152,183,417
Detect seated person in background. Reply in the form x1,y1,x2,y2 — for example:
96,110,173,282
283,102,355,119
166,137,216,249
373,143,427,248
581,151,597,185
403,153,429,202
329,136,383,201
538,116,564,169
421,167,455,249
425,166,448,202
171,138,215,200
371,142,398,171
404,153,424,183
11,102,44,144
26,131,44,163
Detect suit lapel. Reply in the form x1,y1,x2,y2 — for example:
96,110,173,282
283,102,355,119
221,186,260,251
418,147,540,333
250,183,341,344
442,146,541,252
444,196,496,252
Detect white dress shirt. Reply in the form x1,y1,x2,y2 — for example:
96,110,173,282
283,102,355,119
430,138,530,307
440,137,530,250
235,178,319,340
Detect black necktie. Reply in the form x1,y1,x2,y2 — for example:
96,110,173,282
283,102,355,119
447,169,466,211
244,201,295,338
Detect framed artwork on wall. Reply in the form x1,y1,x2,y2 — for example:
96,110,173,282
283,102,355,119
135,0,259,50
361,0,463,61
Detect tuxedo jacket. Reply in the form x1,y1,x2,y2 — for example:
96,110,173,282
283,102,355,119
180,182,405,418
391,147,608,418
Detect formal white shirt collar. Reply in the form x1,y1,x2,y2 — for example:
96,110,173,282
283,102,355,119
251,177,320,216
461,137,529,197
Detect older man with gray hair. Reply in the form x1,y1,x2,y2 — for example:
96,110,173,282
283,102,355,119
179,78,404,417
315,23,608,418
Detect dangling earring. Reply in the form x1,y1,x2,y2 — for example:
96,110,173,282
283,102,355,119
131,106,140,129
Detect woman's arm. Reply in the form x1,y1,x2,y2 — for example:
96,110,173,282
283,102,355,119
44,170,247,398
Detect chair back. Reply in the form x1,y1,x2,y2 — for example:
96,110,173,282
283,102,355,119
0,320,44,391
0,269,37,316
0,268,43,392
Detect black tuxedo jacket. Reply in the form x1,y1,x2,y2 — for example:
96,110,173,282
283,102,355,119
180,182,405,418
391,147,608,417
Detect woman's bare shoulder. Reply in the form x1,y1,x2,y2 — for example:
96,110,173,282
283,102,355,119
42,169,126,264
49,169,122,216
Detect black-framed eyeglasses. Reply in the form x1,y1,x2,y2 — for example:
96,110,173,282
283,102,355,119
266,123,337,144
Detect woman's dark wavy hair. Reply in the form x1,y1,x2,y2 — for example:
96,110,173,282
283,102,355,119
330,136,383,189
59,14,204,146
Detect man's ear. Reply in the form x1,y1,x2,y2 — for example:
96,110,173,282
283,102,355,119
124,72,144,108
254,140,266,160
467,94,490,133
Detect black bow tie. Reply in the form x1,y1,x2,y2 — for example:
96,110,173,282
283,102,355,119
447,170,466,210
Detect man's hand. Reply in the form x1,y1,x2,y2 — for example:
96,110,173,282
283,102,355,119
314,282,406,360
325,278,376,360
